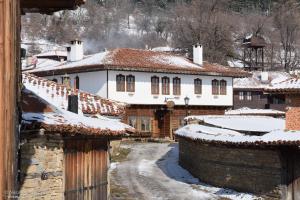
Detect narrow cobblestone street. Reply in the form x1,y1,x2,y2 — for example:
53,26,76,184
110,142,257,200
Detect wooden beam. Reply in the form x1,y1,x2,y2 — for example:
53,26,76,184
0,0,19,198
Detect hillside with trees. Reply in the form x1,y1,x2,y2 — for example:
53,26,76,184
21,0,300,71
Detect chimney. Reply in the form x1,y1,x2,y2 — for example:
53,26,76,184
67,40,83,62
68,95,78,114
261,71,269,82
193,44,203,65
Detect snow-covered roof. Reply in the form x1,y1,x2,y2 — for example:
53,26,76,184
185,115,285,133
234,71,291,90
21,89,133,136
151,46,175,52
22,73,125,116
265,77,300,93
22,58,62,71
175,124,300,146
225,107,285,116
26,48,248,77
35,50,67,58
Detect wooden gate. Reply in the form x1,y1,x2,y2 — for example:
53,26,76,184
285,149,300,200
64,139,108,200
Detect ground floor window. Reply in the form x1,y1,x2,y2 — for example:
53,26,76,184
128,116,151,132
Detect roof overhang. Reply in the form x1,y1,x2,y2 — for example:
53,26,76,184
21,0,85,14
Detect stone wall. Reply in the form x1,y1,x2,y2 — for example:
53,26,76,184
178,137,283,199
19,135,64,200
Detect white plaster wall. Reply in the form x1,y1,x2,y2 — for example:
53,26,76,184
45,71,107,97
45,70,233,106
107,71,233,106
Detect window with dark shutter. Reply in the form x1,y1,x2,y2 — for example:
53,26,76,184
162,77,170,95
212,79,220,95
194,78,202,94
74,76,80,89
126,75,135,92
220,80,227,95
151,76,159,95
116,74,125,92
173,77,181,95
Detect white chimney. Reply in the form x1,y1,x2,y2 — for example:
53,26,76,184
68,40,83,62
261,71,269,82
193,44,203,65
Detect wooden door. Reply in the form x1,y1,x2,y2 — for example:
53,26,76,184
64,139,108,200
285,150,300,200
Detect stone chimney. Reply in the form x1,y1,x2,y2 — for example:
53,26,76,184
67,40,83,62
68,94,78,114
193,44,203,65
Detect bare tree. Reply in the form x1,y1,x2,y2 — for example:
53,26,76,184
274,0,300,72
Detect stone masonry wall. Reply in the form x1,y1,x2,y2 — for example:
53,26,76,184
178,137,283,199
19,136,64,200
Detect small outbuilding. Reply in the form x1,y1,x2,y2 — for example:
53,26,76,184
176,115,300,200
19,80,133,199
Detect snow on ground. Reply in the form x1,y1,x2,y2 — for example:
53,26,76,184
110,142,259,200
185,115,285,133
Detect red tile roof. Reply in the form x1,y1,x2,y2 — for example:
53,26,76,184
23,73,125,116
29,48,249,77
21,89,133,136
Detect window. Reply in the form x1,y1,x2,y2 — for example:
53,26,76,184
194,78,202,94
74,76,80,89
52,78,58,83
246,91,252,100
151,76,159,95
62,76,71,88
173,77,181,95
128,116,137,129
128,116,151,132
126,75,135,92
162,77,170,95
116,74,125,92
220,80,227,95
239,92,244,100
140,117,151,132
212,79,219,95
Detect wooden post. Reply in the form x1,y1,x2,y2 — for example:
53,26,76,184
0,0,20,198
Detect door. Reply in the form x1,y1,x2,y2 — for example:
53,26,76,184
286,150,300,200
64,139,108,200
155,109,170,138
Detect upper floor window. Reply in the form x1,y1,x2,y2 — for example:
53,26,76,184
74,76,80,89
116,74,125,92
173,77,181,95
239,91,244,100
194,78,202,94
212,79,219,95
246,91,252,100
162,77,170,95
220,80,227,95
126,75,135,92
62,76,71,88
151,76,159,95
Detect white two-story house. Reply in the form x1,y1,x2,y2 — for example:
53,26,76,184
25,40,247,138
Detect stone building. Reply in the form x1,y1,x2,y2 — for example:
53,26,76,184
19,75,133,199
176,115,300,199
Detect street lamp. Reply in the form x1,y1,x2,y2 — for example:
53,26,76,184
184,96,190,117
